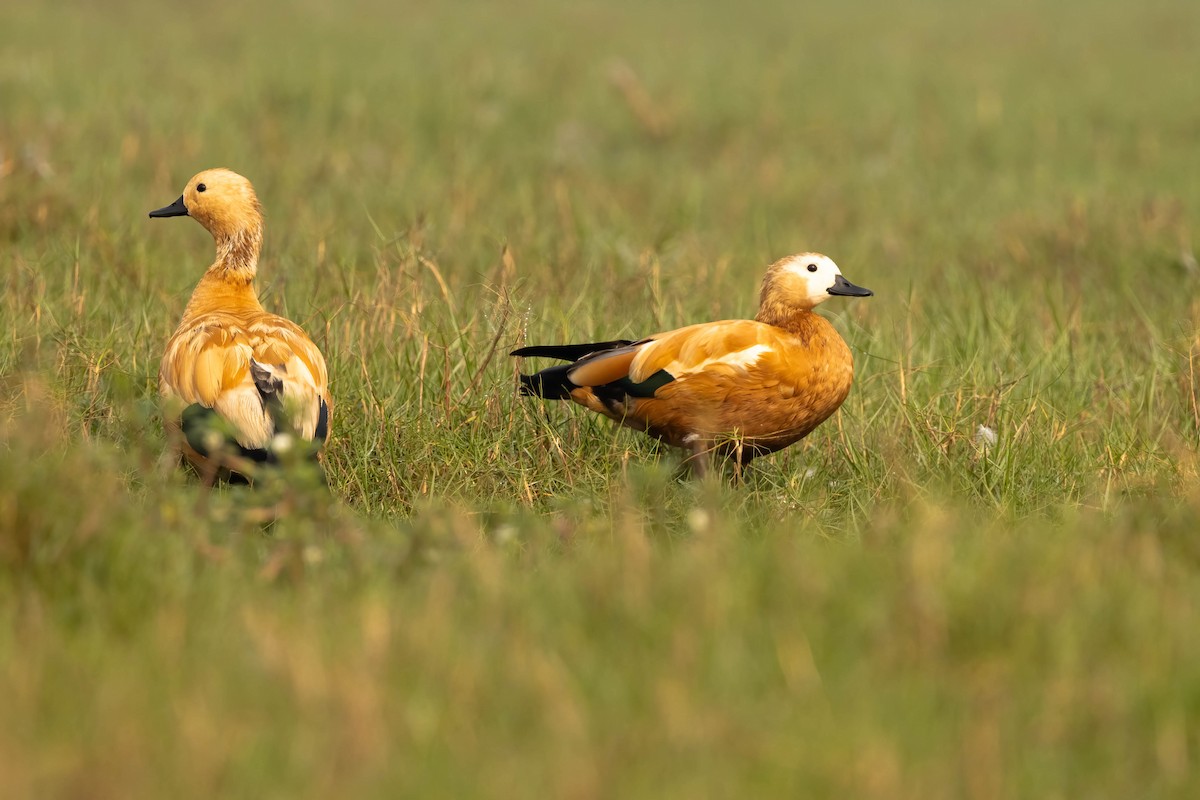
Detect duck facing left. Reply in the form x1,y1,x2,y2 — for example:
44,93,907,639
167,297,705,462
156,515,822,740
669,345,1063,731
150,168,332,485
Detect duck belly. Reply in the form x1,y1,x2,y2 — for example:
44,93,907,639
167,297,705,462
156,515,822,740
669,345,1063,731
629,366,854,456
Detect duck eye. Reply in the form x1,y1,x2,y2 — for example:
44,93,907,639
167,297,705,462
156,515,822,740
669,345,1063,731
806,263,818,273
196,183,207,193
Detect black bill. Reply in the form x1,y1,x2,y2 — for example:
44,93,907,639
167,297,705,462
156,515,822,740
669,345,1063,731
148,195,188,218
827,274,873,297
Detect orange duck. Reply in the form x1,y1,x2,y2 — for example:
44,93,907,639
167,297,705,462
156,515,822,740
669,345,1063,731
150,168,331,482
512,253,872,475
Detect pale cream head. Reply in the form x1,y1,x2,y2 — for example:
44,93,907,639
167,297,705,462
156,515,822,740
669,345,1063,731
760,252,873,311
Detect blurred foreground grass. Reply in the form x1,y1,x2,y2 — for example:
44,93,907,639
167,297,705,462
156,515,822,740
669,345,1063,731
2,0,1200,796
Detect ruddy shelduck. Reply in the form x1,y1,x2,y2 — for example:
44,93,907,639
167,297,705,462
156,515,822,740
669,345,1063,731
150,168,331,482
512,253,872,475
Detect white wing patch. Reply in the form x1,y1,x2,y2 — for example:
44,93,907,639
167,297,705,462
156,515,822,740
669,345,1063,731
663,343,772,377
276,354,324,440
213,381,275,449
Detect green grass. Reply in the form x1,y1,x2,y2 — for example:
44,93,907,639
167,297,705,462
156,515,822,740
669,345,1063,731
3,0,1200,795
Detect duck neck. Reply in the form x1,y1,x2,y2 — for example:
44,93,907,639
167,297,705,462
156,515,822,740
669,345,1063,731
181,224,264,321
212,222,262,285
755,300,822,339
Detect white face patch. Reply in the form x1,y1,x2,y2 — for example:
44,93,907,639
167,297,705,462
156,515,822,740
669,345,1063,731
781,254,843,305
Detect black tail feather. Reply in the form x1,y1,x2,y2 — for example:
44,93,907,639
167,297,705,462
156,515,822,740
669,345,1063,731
510,340,634,362
314,398,330,442
518,365,577,399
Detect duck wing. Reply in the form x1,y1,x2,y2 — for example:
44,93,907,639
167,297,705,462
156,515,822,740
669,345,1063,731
515,338,662,399
515,321,776,401
160,311,330,450
627,320,777,386
618,318,856,448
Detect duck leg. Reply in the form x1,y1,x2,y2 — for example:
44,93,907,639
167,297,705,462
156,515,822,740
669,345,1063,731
731,439,746,484
682,434,712,480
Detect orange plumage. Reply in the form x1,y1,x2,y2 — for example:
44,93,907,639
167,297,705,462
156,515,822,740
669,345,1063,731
151,168,331,480
512,253,872,474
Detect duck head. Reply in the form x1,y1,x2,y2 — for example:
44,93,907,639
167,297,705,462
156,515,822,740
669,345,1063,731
759,252,872,312
150,168,264,279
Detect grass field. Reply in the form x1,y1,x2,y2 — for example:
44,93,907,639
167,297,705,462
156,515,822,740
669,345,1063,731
3,0,1200,796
